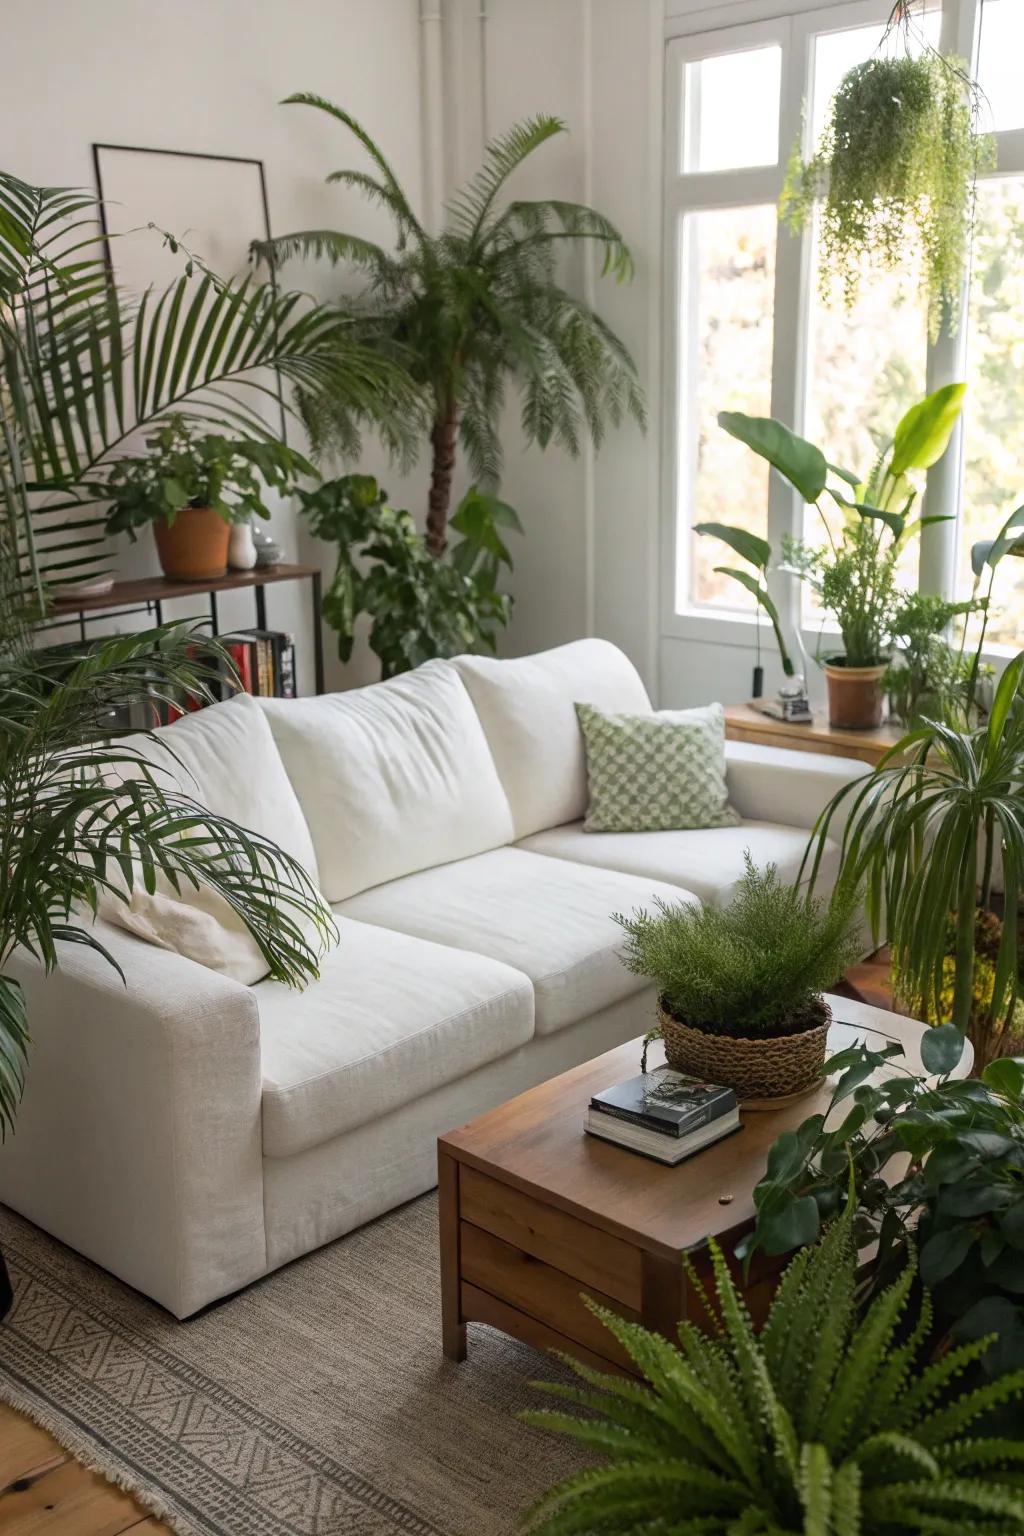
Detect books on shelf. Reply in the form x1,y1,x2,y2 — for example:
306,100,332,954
586,1066,740,1165
217,629,297,702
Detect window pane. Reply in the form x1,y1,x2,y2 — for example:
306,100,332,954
958,177,1024,649
683,47,781,173
677,205,776,611
977,0,1024,133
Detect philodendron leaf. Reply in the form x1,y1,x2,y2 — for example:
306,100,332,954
718,411,828,503
695,521,771,572
920,1225,975,1285
889,383,966,475
920,1023,966,1076
982,1056,1024,1100
758,1193,821,1256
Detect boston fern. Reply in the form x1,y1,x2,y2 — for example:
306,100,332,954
524,1208,1024,1536
253,98,645,553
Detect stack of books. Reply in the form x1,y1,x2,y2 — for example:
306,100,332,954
585,1066,740,1164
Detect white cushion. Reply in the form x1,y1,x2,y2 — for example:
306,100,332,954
516,820,840,906
453,639,652,839
338,847,692,1036
258,918,534,1157
724,741,870,833
259,661,514,903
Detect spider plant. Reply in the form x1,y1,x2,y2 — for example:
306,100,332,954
0,623,337,1143
524,1205,1024,1535
805,652,1024,1067
253,99,646,553
0,168,420,613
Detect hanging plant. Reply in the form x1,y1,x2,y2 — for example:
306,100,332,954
781,7,994,340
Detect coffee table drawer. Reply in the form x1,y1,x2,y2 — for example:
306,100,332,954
460,1166,642,1308
460,1222,640,1369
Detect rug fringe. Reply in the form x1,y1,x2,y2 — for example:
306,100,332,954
0,1381,195,1535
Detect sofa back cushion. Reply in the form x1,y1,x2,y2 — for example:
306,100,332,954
259,660,514,902
453,639,652,839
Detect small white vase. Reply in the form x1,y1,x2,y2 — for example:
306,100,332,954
228,519,257,571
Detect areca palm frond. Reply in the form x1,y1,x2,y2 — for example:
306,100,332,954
0,624,337,1137
0,169,422,616
524,1208,1024,1536
252,98,645,553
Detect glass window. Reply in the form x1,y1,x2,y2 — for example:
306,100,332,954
682,47,781,173
977,0,1024,133
958,176,1024,648
677,205,777,610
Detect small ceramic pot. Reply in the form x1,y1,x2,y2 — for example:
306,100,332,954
153,507,230,582
228,519,258,571
823,660,886,730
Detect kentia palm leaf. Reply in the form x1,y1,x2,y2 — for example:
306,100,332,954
524,1209,1024,1535
253,97,645,553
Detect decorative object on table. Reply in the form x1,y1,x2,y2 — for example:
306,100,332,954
616,856,861,1100
575,700,738,833
228,517,258,571
523,1204,1024,1536
741,1026,1024,1397
806,651,1024,1069
104,415,312,582
0,169,417,615
585,1066,739,1164
700,383,966,730
297,473,520,678
755,672,812,723
53,575,116,601
252,524,283,568
780,2,994,340
253,98,645,558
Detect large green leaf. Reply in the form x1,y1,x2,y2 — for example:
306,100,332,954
971,503,1024,577
717,412,827,502
695,520,771,572
712,566,795,677
889,382,966,475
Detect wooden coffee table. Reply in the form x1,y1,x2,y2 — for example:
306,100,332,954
438,997,966,1375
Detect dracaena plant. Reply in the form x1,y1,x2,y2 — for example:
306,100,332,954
0,624,338,1140
696,383,965,670
524,1202,1024,1536
253,98,646,554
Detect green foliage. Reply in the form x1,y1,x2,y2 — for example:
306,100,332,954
103,414,312,537
253,99,645,549
806,652,1024,1053
0,624,337,1138
708,386,965,669
782,51,995,340
524,1206,1024,1536
0,169,418,617
615,856,861,1040
884,591,985,725
742,1034,1024,1390
297,474,519,679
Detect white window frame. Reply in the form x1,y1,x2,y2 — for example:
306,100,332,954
661,0,1024,662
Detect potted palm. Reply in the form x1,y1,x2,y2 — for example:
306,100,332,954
698,384,965,729
104,416,312,581
615,858,860,1101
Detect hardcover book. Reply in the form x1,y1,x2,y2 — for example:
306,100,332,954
590,1066,737,1139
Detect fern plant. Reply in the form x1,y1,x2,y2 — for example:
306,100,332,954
253,99,646,553
524,1209,1024,1536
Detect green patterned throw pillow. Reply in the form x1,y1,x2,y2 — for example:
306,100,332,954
575,701,739,833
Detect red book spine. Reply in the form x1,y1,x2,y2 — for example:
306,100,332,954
227,640,254,695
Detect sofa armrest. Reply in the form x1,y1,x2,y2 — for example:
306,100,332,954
1,923,265,1317
725,740,871,835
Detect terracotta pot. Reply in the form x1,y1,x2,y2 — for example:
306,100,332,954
657,996,831,1102
153,507,230,582
824,660,886,730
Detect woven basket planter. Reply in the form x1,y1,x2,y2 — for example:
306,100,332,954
657,996,832,1101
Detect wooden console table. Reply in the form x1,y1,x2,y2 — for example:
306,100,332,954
724,703,905,766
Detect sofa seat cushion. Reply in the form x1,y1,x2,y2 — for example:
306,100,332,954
516,821,839,906
258,919,534,1158
338,848,692,1036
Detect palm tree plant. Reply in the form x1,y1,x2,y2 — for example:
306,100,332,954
524,1208,1024,1535
253,98,646,553
0,169,419,608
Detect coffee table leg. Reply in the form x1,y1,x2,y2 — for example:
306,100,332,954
641,1249,685,1341
438,1147,467,1361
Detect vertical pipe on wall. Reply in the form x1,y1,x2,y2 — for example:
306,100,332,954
419,0,446,233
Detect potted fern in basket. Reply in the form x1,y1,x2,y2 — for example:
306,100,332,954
615,858,860,1101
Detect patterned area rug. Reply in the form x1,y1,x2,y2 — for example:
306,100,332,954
0,1196,589,1536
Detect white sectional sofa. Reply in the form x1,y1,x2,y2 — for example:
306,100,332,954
1,640,867,1317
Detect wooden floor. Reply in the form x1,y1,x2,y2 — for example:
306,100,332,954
0,954,899,1536
0,1400,171,1535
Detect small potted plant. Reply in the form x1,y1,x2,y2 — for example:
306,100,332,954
615,857,861,1100
104,415,312,581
